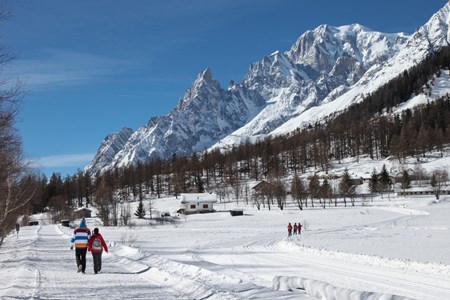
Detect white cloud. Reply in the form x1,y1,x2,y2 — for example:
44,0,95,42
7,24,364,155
30,153,94,168
5,49,136,90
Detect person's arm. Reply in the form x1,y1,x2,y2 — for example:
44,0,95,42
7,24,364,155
100,235,108,253
87,234,95,251
70,229,76,249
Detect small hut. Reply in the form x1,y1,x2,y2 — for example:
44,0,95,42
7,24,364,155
252,180,273,195
180,193,217,214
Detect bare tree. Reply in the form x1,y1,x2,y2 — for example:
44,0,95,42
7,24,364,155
252,193,262,210
0,8,30,246
430,169,448,200
120,202,131,226
271,179,286,210
244,183,250,205
147,197,155,219
413,164,426,187
94,182,113,226
232,181,241,205
291,175,307,210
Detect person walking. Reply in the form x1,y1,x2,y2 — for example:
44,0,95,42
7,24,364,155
70,218,91,274
298,222,303,235
293,223,298,235
287,222,293,236
15,223,20,238
88,227,108,274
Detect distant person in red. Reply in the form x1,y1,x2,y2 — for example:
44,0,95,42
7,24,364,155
298,222,303,235
287,222,293,236
88,227,108,274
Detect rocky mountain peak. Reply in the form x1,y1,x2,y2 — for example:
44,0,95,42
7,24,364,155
85,3,450,175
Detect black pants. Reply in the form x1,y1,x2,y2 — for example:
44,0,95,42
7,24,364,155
92,252,102,273
75,248,87,272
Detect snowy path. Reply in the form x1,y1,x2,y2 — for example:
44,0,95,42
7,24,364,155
2,200,450,299
0,225,181,299
0,225,301,299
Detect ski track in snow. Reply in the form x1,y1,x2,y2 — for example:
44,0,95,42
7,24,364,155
183,222,450,300
0,224,300,299
1,200,450,299
0,225,180,299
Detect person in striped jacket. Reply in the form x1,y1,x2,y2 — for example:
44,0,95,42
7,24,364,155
70,218,91,273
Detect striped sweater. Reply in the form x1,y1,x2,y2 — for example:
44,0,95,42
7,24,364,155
70,227,91,249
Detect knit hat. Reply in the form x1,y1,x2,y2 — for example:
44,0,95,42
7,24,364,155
79,218,86,228
94,228,99,234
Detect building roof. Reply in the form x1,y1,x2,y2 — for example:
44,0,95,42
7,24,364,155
180,193,217,204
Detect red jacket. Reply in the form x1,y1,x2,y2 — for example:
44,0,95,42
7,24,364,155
88,233,108,253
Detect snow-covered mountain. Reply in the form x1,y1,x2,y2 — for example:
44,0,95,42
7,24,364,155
87,127,133,174
86,3,450,175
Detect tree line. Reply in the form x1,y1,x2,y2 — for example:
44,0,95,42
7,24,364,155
21,46,450,223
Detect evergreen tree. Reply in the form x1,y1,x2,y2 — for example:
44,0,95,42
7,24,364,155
196,173,205,193
378,164,392,198
134,198,146,219
339,168,355,207
320,178,332,209
369,168,379,193
400,170,411,191
308,174,320,208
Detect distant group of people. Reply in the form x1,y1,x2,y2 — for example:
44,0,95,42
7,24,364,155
287,222,302,236
70,218,108,274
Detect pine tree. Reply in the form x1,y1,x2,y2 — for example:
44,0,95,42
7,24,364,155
320,178,332,209
400,170,411,191
339,168,355,207
378,164,392,198
308,174,320,208
369,168,378,193
134,198,146,219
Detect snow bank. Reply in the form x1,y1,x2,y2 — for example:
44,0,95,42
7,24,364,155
273,276,414,300
277,239,450,278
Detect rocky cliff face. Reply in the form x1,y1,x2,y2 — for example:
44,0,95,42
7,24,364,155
86,127,133,174
86,3,450,175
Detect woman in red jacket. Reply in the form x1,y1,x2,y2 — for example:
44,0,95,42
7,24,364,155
88,227,108,274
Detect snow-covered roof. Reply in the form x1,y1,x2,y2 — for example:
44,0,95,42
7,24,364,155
180,193,217,203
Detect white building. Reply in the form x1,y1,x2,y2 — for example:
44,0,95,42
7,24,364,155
180,193,217,214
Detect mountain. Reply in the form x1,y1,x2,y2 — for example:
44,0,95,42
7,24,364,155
86,127,133,174
86,3,450,175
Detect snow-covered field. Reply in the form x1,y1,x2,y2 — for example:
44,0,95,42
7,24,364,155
1,190,450,299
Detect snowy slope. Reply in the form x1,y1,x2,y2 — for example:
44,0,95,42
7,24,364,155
219,3,450,145
86,3,450,174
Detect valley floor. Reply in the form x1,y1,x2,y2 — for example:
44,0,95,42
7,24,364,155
1,195,450,299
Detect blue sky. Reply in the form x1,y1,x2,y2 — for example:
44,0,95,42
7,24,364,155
1,0,446,178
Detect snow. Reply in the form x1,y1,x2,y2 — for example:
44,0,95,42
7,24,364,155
2,153,450,299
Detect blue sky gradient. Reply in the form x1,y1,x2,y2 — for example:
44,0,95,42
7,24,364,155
1,0,447,177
